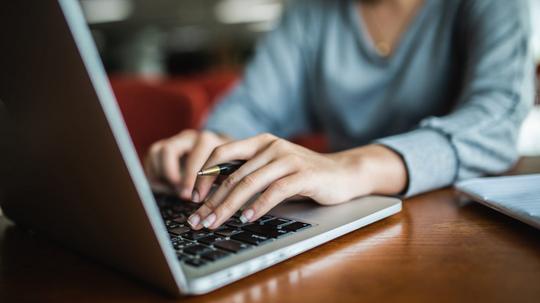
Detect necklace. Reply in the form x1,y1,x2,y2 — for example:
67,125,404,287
365,12,392,57
361,0,423,57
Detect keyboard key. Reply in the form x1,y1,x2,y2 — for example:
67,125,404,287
183,244,212,256
169,226,191,236
226,218,250,228
243,224,291,238
198,235,225,245
215,227,242,237
183,230,213,240
169,234,181,241
172,214,188,224
170,213,184,219
165,220,178,228
176,252,188,261
160,209,175,219
258,214,275,223
167,223,180,229
173,240,193,250
263,218,292,227
231,231,271,245
173,203,198,213
282,221,311,232
185,258,206,267
214,240,251,253
201,250,230,261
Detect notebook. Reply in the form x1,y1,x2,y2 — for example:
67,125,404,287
455,174,540,229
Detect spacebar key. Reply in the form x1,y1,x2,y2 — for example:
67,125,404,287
214,240,251,253
243,224,290,238
231,231,271,245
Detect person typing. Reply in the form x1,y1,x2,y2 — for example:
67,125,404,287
145,0,535,230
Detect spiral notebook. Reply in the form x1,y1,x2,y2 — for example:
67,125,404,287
455,174,540,230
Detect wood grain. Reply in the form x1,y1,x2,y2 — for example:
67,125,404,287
1,157,539,303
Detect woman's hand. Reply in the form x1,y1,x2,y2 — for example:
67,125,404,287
187,133,408,230
145,130,231,199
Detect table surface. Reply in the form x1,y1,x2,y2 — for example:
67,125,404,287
1,158,539,303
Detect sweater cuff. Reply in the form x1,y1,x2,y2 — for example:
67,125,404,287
376,129,458,197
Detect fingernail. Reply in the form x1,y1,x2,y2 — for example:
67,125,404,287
191,190,200,203
239,209,254,223
181,188,191,199
188,214,200,228
202,213,216,228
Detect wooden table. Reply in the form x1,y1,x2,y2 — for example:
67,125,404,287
1,158,539,303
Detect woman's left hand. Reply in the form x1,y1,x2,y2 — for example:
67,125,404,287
187,133,407,230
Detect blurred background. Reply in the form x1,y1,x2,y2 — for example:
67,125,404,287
82,0,286,76
79,0,540,157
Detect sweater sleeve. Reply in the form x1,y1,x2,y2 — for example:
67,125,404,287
377,0,535,197
204,1,314,140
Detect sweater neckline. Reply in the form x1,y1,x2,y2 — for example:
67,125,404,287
347,0,434,66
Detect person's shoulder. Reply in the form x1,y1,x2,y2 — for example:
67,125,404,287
458,0,529,21
455,0,530,36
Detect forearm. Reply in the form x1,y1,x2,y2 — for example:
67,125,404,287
330,144,408,197
205,0,312,140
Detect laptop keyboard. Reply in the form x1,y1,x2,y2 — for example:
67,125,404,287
155,194,312,268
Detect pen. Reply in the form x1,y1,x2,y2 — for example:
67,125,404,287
197,160,247,176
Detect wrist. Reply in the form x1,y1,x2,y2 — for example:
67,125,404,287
331,144,408,196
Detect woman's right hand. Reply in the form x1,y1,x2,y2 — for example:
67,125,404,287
145,130,231,201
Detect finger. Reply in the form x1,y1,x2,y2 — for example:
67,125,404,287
195,133,277,200
203,158,298,229
145,143,176,193
188,173,249,230
194,143,282,213
161,140,195,190
194,139,278,203
241,173,305,222
179,133,220,201
202,133,277,168
187,196,221,230
189,148,280,229
144,141,165,182
193,173,223,206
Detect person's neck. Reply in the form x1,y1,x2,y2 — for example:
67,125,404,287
358,0,424,57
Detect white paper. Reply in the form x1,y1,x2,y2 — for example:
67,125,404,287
456,174,540,228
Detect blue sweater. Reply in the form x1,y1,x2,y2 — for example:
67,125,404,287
205,0,535,197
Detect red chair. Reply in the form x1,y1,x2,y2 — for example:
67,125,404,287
109,70,329,157
161,70,239,115
109,76,207,159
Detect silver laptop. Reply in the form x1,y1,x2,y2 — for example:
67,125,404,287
0,0,401,296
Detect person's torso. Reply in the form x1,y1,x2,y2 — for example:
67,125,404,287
302,0,466,150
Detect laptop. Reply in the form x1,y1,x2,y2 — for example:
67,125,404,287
456,174,540,230
0,0,401,296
